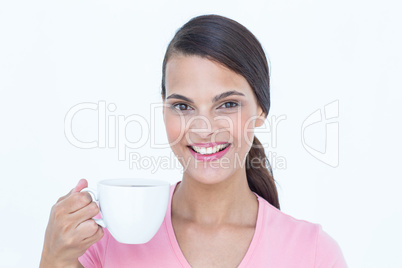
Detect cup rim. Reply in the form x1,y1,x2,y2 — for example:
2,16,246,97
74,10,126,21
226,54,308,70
98,178,171,188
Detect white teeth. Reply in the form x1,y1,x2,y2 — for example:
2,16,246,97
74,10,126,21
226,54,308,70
190,144,229,155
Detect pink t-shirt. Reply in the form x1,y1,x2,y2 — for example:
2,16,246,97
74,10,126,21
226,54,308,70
79,182,347,267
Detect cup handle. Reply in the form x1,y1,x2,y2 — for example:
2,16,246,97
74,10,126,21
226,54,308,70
80,187,106,228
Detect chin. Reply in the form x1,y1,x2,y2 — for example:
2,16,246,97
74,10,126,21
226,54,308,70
184,166,234,186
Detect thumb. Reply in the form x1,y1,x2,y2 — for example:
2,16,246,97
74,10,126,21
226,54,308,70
72,178,88,193
58,179,89,203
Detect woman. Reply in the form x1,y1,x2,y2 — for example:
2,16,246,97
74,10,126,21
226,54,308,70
40,14,347,267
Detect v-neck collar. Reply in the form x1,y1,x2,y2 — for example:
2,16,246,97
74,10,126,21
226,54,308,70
165,181,265,268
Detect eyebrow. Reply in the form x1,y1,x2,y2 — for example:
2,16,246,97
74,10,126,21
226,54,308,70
166,90,245,103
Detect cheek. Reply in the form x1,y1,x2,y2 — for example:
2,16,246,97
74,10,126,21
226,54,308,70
239,111,256,149
164,114,185,146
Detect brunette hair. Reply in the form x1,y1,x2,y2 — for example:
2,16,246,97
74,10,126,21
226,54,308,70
161,14,280,209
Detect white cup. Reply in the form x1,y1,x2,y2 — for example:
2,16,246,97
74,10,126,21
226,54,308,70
81,178,170,244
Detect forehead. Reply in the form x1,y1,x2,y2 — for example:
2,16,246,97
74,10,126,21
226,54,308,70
165,55,253,98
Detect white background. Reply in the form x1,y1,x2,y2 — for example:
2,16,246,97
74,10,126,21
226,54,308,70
1,0,401,267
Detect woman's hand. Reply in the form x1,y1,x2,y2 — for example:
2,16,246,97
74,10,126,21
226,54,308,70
40,179,104,268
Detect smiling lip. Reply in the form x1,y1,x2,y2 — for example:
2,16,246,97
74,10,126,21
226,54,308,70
188,142,231,161
188,142,228,147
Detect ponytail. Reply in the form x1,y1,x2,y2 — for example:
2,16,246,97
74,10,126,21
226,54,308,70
246,136,280,210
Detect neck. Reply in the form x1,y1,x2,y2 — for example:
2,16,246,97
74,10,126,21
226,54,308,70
172,169,258,226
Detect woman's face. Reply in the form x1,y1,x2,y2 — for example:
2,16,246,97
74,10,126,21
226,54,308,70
163,55,265,185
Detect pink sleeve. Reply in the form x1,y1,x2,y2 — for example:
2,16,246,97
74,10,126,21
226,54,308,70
314,225,348,268
78,229,109,268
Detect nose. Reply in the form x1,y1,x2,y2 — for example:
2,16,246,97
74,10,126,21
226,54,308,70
187,113,214,140
186,111,231,143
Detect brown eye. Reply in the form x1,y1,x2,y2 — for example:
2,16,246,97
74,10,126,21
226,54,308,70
174,103,191,111
220,102,238,109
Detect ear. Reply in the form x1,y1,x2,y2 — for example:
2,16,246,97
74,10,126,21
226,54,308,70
255,107,266,128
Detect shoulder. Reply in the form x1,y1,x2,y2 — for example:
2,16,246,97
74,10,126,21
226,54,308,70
314,224,348,267
258,196,320,239
256,196,348,267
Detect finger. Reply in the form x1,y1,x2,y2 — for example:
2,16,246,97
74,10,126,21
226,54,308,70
56,179,88,203
76,219,102,240
70,201,100,225
73,179,88,193
82,224,104,247
59,191,92,214
56,191,71,203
